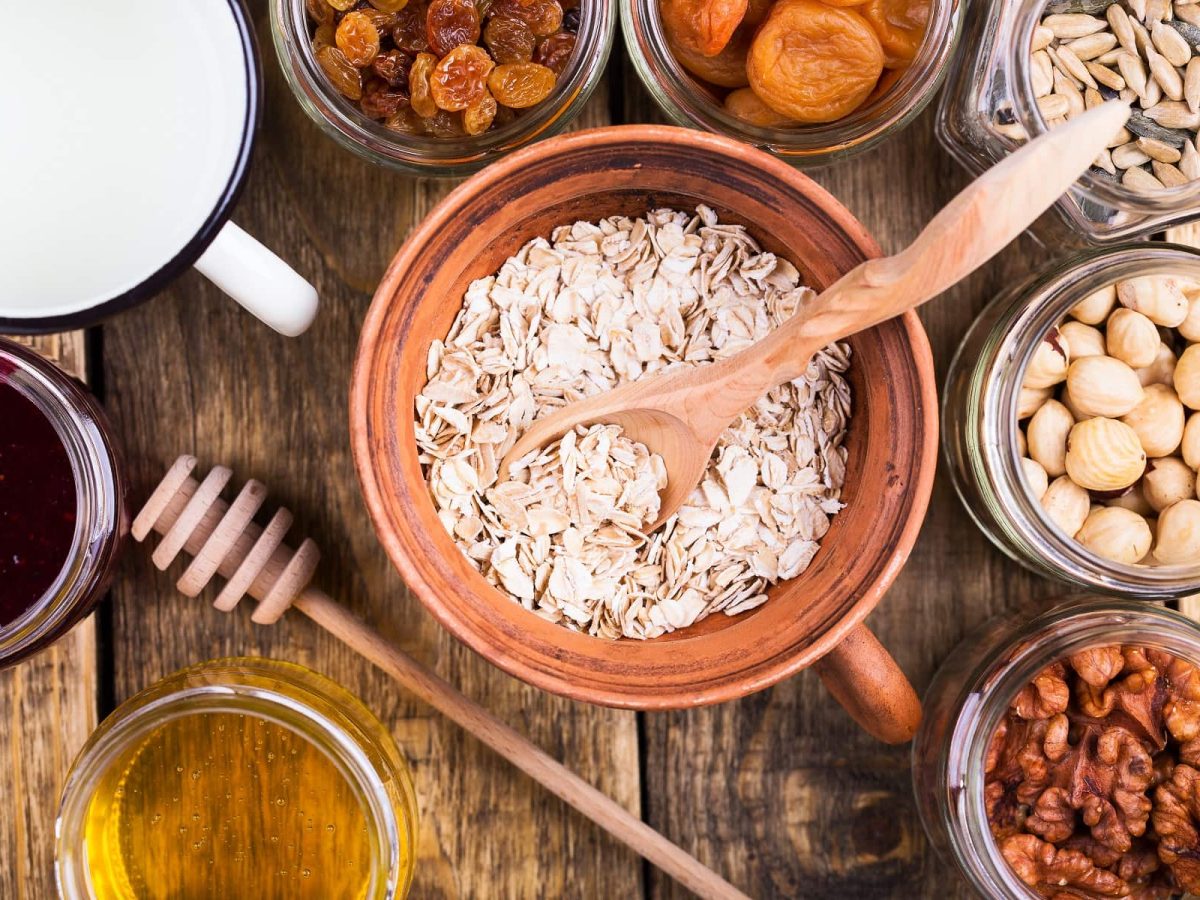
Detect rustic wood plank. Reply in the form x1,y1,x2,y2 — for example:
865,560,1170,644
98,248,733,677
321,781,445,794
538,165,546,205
0,333,98,900
99,10,642,899
623,62,1070,898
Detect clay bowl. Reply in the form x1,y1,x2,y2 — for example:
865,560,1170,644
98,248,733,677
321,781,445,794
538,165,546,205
351,125,937,742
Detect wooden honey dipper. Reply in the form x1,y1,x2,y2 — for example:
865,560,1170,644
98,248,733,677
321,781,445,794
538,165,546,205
133,455,750,900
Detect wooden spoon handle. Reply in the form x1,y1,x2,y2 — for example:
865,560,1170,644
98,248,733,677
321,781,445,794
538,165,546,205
812,624,922,745
754,100,1131,386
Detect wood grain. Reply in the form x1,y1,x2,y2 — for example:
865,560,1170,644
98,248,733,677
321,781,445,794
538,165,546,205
0,333,98,900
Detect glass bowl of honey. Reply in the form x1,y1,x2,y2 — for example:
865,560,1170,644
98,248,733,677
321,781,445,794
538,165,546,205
55,658,419,900
0,338,127,669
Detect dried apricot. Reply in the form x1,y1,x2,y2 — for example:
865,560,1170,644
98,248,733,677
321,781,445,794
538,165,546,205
316,45,364,99
491,0,563,37
392,2,432,52
488,62,556,107
534,32,576,74
820,0,870,5
724,87,797,126
409,51,439,116
484,15,535,63
659,0,748,57
426,0,481,56
431,44,495,110
742,0,772,26
370,0,411,10
463,87,499,133
667,23,751,88
336,11,382,67
747,0,884,123
862,0,929,66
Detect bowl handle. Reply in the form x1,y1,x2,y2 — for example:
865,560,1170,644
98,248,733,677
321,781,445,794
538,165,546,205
813,623,921,744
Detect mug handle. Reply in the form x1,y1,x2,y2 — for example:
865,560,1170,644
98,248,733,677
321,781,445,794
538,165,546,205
813,623,922,744
193,221,319,336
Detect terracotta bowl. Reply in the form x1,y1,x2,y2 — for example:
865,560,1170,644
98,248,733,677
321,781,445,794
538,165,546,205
351,125,938,741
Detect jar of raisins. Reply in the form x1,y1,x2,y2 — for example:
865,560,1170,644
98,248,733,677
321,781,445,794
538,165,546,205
0,339,128,669
938,0,1200,243
272,0,614,174
943,243,1200,599
913,598,1200,898
620,0,963,165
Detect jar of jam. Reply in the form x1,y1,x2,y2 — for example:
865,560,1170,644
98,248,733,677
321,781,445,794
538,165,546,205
0,338,127,668
56,657,419,899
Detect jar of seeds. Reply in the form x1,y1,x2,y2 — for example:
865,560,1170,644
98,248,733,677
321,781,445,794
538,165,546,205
939,0,1200,242
944,243,1200,597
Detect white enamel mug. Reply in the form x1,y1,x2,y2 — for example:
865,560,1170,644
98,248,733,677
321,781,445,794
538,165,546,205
0,0,318,336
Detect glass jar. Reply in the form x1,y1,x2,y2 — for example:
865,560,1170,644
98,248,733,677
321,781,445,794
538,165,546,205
0,338,127,669
937,0,1200,243
944,243,1200,599
56,657,419,900
620,0,963,165
913,598,1200,898
271,0,614,175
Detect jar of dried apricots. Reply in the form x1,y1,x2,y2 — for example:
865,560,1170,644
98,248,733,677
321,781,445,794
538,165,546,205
621,0,962,163
939,0,1200,242
271,0,614,174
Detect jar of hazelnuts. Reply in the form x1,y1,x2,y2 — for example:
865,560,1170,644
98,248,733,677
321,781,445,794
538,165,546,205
945,244,1200,598
914,598,1200,899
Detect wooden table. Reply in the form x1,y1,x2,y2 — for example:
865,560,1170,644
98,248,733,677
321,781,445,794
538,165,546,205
0,9,1150,898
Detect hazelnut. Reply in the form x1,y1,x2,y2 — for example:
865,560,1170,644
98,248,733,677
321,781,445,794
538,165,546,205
1174,344,1200,409
1070,284,1117,324
1019,385,1053,420
1117,275,1190,327
1027,399,1074,477
1107,481,1155,516
1060,386,1088,422
1041,474,1091,538
1059,321,1106,359
1076,506,1153,564
1022,457,1049,501
1183,412,1200,469
1065,417,1147,492
1136,342,1178,389
1065,356,1145,418
1104,308,1160,369
1023,327,1070,389
1143,457,1196,512
1120,383,1185,458
1180,294,1200,342
1153,498,1200,563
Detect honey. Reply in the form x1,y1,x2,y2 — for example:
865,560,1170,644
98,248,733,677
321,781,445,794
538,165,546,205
57,659,418,900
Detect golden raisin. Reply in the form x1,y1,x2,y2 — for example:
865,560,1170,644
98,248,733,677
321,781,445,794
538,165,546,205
392,2,432,52
746,0,884,122
862,0,930,66
328,0,358,10
386,105,426,133
484,15,535,63
372,48,415,86
409,51,439,116
426,108,466,135
313,22,336,51
667,23,751,87
463,87,499,133
370,0,411,10
306,0,336,26
361,80,410,117
316,44,364,99
336,11,381,67
426,0,482,56
491,0,563,37
534,32,575,74
724,87,796,126
488,61,556,107
431,44,495,110
659,0,748,57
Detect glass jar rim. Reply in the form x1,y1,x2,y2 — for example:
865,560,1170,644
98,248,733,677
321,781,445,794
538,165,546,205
271,0,614,174
620,0,964,162
1007,0,1200,215
0,341,124,664
55,658,415,900
972,244,1200,596
941,599,1200,899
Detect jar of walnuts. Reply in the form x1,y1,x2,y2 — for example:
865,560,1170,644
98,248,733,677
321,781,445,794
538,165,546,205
945,244,1200,599
271,0,614,173
914,598,1200,899
620,0,963,164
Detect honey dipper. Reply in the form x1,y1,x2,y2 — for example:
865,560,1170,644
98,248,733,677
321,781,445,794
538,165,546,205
133,455,750,900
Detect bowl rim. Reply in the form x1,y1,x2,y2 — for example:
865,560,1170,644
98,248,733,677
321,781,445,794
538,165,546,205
350,123,939,708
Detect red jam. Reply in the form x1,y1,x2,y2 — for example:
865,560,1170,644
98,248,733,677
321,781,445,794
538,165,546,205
0,381,77,627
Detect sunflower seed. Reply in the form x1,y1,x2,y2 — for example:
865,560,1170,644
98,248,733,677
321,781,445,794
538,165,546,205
1138,134,1184,159
1054,43,1100,86
1187,56,1200,110
1180,139,1200,176
1147,0,1173,22
1146,98,1200,127
1045,13,1108,37
1033,25,1055,52
1109,124,1136,147
1086,59,1127,89
1069,31,1120,58
1034,49,1056,96
1096,47,1128,64
1130,0,1149,18
1086,85,1106,108
1124,164,1167,190
1154,20,1195,64
1127,108,1191,143
1144,70,1165,106
1149,47,1186,99
996,122,1030,141
1110,3,1139,49
1095,148,1118,174
1132,18,1155,56
1113,141,1154,167
1176,6,1200,29
1055,69,1087,116
1119,50,1151,96
1039,94,1073,119
1154,159,1191,183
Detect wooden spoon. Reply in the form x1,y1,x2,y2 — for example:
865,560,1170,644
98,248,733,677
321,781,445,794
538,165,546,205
499,101,1130,529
